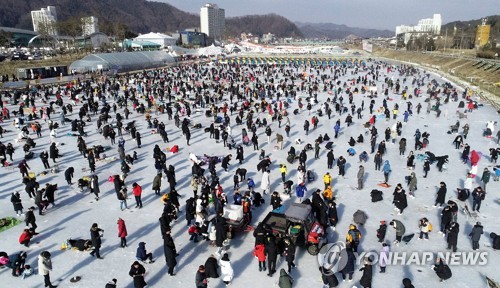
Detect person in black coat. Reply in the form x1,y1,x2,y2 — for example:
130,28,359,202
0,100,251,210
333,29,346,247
135,132,141,148
236,145,244,164
196,265,208,288
340,245,356,281
158,212,171,239
44,183,57,206
337,156,346,177
320,266,339,288
215,215,227,248
163,232,177,276
447,222,459,252
25,206,37,232
185,128,191,146
49,142,59,163
89,223,103,258
433,258,452,282
284,238,296,273
10,191,23,215
265,235,279,276
328,201,338,228
64,167,74,185
11,251,27,276
257,158,271,173
221,155,232,172
435,182,447,207
359,257,373,288
253,222,267,245
40,151,50,169
129,261,147,288
204,255,219,278
270,192,282,210
185,197,196,226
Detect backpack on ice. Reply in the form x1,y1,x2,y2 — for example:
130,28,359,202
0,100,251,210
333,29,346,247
371,190,383,202
307,170,315,182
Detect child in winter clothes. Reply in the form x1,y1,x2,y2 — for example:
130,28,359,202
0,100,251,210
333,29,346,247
418,218,432,240
377,221,387,242
379,243,390,272
188,223,200,242
253,244,266,271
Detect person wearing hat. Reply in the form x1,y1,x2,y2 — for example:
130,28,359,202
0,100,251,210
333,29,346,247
219,253,234,285
390,220,405,244
402,278,415,288
105,279,117,288
129,261,147,288
469,222,484,251
195,265,208,288
359,256,373,288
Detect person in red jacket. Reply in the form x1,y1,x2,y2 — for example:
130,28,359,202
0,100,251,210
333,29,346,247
132,182,143,208
117,218,128,248
19,228,33,247
253,244,266,272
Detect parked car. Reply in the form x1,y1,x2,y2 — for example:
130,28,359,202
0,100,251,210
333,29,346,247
262,203,326,255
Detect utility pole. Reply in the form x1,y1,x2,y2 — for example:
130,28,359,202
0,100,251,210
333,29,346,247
444,28,447,52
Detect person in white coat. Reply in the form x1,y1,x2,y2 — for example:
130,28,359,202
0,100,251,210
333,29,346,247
261,170,270,195
378,243,390,273
219,253,234,286
297,170,306,184
49,129,57,143
464,173,473,192
38,251,56,288
195,199,205,223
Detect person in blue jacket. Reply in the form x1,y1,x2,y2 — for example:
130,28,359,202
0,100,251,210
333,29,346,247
383,160,391,184
296,183,307,202
136,242,154,263
247,178,255,192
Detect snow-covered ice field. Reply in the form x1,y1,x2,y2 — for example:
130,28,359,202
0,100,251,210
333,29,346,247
0,59,499,288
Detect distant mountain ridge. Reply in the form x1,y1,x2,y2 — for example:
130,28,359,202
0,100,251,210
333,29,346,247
0,0,302,38
296,22,394,39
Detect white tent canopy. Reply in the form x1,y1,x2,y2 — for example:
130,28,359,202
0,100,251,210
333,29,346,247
197,44,223,56
134,32,176,49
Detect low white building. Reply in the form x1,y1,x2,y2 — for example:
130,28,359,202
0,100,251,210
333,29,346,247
134,32,176,49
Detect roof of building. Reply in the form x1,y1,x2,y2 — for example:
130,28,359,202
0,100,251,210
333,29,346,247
0,27,39,36
135,32,174,40
69,51,175,73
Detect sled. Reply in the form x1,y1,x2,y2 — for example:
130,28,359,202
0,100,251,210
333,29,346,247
69,276,82,283
377,183,391,188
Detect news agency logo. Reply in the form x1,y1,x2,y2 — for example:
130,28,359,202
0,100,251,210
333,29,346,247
318,241,489,275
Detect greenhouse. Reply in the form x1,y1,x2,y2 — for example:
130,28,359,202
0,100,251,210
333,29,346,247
69,51,176,74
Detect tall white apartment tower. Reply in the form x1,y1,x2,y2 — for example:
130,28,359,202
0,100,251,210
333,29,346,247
200,3,225,40
82,16,99,36
31,6,58,36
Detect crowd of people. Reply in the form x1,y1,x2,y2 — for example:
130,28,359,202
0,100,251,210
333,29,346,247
0,56,499,288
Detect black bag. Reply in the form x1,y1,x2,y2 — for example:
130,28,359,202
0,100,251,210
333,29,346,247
371,189,383,202
457,189,469,201
325,141,334,149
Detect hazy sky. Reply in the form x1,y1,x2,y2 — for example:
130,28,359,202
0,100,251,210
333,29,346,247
158,0,500,30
